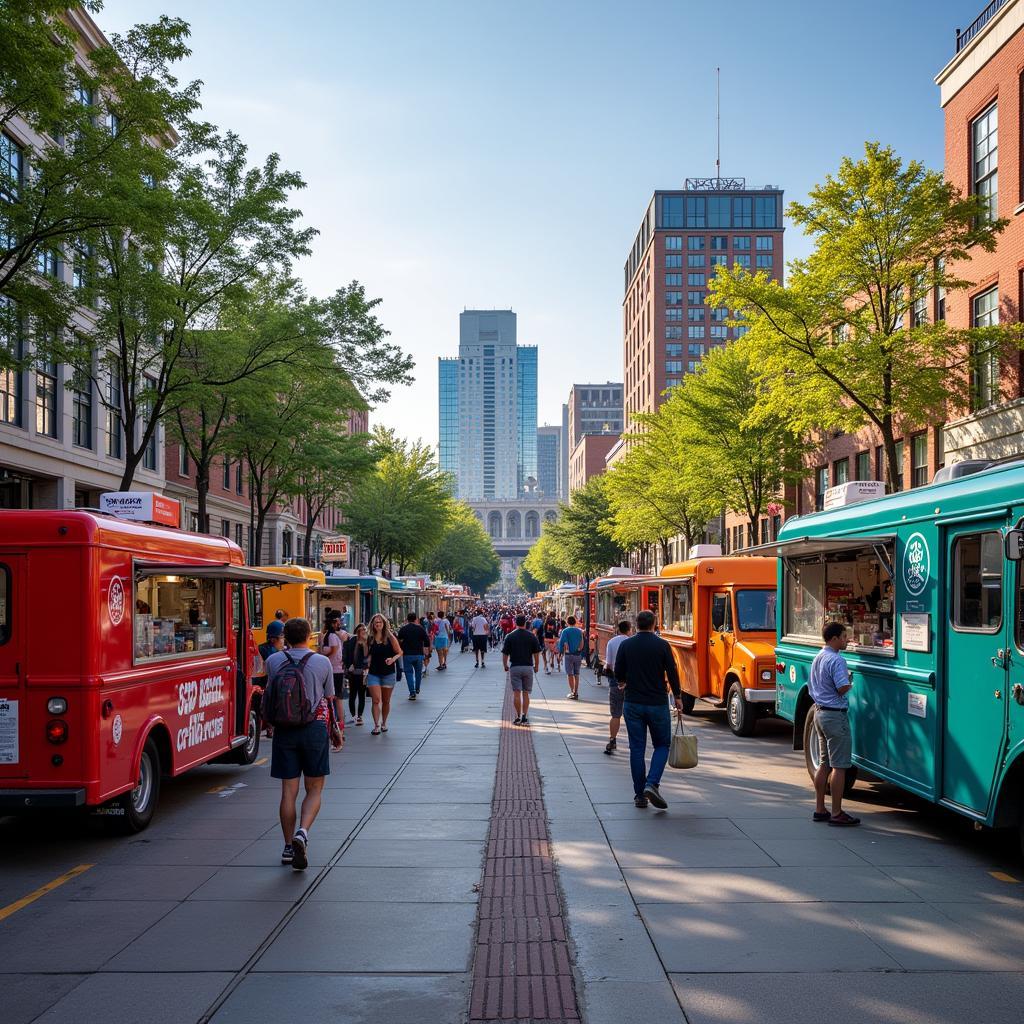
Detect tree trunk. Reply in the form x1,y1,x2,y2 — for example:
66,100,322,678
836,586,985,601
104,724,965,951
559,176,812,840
882,414,900,494
253,508,267,567
196,469,210,534
304,516,315,566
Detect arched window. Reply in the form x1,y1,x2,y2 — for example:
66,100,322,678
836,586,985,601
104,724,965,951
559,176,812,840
488,511,502,538
544,510,557,524
525,511,539,538
507,510,521,539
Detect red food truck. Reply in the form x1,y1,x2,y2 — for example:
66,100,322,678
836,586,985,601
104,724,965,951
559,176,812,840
0,508,296,831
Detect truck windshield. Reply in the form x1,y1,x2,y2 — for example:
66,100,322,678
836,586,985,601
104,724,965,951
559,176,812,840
735,590,777,632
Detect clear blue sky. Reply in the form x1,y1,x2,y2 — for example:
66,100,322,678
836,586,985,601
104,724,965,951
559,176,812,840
101,0,972,446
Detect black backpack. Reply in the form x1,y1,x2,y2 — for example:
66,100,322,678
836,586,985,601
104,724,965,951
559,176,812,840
264,652,315,727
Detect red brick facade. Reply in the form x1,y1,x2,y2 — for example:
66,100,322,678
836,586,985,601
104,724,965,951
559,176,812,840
568,433,619,495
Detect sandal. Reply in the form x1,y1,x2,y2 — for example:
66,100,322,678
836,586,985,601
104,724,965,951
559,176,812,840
812,811,831,822
827,811,861,827
381,724,389,732
371,727,381,735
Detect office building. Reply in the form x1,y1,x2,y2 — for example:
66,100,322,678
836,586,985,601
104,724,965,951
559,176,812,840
438,357,459,482
566,383,623,493
560,403,570,499
622,180,784,431
517,344,538,493
537,425,561,499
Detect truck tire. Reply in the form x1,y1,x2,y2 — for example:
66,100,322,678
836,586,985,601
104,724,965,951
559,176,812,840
726,681,757,737
802,705,858,796
229,707,261,765
109,737,161,833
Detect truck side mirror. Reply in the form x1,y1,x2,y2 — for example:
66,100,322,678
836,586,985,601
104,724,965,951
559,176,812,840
1006,530,1024,561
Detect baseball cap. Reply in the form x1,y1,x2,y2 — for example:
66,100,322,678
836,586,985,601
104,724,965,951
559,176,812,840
266,620,285,638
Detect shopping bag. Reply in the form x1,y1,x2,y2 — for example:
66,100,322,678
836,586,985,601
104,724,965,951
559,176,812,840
668,714,698,769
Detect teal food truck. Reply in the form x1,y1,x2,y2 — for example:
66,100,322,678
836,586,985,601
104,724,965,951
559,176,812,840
754,464,1024,851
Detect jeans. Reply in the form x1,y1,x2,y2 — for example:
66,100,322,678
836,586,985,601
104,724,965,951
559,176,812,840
623,702,672,797
403,654,424,695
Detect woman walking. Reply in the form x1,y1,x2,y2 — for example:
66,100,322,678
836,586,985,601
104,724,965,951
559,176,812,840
366,613,402,734
321,612,348,726
344,624,369,725
433,611,453,671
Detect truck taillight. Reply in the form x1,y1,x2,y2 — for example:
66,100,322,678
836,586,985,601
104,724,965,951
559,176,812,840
775,662,785,674
46,719,68,744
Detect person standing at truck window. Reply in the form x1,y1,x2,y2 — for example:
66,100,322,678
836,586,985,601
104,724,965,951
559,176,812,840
264,618,342,871
603,620,632,755
809,622,860,827
614,609,684,810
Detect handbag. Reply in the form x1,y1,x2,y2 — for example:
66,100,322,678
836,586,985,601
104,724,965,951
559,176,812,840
668,713,698,769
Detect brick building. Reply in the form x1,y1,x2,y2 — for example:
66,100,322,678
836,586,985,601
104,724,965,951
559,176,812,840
568,432,619,494
566,382,622,494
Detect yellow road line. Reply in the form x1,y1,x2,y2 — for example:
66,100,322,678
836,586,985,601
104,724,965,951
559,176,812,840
0,864,93,923
991,870,1019,883
254,757,268,766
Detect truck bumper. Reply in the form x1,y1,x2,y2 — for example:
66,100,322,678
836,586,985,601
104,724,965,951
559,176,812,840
0,788,87,809
743,689,777,703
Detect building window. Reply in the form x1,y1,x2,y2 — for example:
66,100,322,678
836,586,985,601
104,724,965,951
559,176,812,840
687,273,705,286
71,239,93,293
665,308,683,321
733,236,750,250
665,377,681,390
815,466,828,510
665,254,683,268
665,326,683,339
733,254,751,269
35,358,57,438
0,302,22,427
935,424,945,470
893,439,904,492
688,326,705,339
936,259,946,321
666,343,683,357
662,196,684,227
755,196,777,228
665,291,683,306
179,445,190,476
710,254,727,267
972,102,998,222
36,248,58,278
71,368,92,449
971,286,1000,410
685,197,706,228
756,254,773,269
687,236,705,250
222,458,231,489
665,360,683,373
688,343,705,356
711,306,728,321
687,360,699,372
141,377,157,471
665,273,682,286
833,458,849,485
733,197,752,228
855,450,870,481
911,433,929,487
235,523,243,546
756,236,774,251
711,236,728,250
710,325,728,339
687,307,704,322
236,463,243,494
221,518,231,538
105,360,122,458
708,196,730,228
912,286,928,327
0,133,24,200
687,290,704,305
665,236,683,251
687,254,705,268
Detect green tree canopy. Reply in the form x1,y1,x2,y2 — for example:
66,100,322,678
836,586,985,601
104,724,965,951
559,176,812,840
419,503,501,595
545,477,624,580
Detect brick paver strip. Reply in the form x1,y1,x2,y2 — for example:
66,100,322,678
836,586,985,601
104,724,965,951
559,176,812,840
468,687,581,1023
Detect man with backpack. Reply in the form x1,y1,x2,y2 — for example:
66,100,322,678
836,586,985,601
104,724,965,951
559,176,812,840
263,617,342,870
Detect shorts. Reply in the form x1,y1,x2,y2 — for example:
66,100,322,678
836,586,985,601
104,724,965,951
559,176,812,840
366,673,396,689
545,638,558,651
608,684,624,719
508,665,534,693
271,720,330,779
564,654,582,676
473,635,488,653
332,672,347,700
813,706,852,770
434,636,449,650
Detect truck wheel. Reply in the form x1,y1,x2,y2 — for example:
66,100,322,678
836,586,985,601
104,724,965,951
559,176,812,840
229,707,261,765
802,705,858,796
680,691,696,715
726,681,757,737
109,737,161,833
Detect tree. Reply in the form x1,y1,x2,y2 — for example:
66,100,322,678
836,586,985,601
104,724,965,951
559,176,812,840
520,529,571,589
709,142,1014,492
419,503,501,595
517,561,547,596
1,8,201,329
546,477,624,580
659,338,809,542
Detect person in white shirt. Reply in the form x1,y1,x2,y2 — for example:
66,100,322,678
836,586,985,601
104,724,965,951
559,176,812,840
470,608,490,668
603,620,632,755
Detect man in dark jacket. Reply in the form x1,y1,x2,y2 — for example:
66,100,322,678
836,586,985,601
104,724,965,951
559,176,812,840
397,612,430,700
614,609,683,810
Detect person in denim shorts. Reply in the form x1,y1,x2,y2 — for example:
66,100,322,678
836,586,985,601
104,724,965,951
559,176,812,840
603,620,631,755
808,622,859,827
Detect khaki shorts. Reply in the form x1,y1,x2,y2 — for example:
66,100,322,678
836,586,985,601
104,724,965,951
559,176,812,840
813,707,852,770
509,666,534,693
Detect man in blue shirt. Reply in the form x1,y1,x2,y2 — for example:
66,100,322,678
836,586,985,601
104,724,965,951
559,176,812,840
809,622,859,827
558,616,585,700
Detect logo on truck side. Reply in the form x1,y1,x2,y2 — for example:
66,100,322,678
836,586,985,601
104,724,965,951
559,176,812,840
108,576,126,626
902,533,930,598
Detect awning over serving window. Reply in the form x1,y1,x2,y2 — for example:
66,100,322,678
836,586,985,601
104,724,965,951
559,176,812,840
742,535,896,577
134,562,302,587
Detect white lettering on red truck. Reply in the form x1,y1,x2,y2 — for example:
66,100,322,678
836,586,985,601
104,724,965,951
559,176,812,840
175,673,227,752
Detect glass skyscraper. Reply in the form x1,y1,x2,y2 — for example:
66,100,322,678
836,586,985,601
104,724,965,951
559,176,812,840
516,345,537,494
536,425,560,498
438,357,459,487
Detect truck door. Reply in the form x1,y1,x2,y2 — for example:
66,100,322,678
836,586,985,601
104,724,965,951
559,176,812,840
707,592,734,700
943,526,1008,814
0,555,26,778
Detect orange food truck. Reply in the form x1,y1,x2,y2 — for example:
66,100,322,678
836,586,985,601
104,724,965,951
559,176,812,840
658,551,778,735
592,568,659,676
0,504,297,831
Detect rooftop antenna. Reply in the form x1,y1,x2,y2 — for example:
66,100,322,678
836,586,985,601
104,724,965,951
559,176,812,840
715,67,721,183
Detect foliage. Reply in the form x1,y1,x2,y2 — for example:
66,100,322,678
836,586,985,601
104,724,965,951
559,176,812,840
709,142,1014,491
419,502,501,595
516,561,547,596
519,530,571,589
545,477,624,579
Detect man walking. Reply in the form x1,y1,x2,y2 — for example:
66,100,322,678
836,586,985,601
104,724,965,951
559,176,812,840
502,614,541,726
470,606,490,668
397,612,430,701
558,615,585,700
603,619,631,755
810,623,860,827
614,610,683,810
263,618,342,870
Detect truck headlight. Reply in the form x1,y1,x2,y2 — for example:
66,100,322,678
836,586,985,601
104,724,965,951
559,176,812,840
47,697,67,715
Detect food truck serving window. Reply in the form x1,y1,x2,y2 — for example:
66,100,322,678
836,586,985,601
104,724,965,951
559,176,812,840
134,573,225,660
785,543,895,653
663,581,694,634
736,590,777,632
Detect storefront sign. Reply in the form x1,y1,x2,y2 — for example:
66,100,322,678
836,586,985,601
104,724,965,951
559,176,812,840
100,492,181,528
902,533,930,597
901,612,930,653
0,698,18,763
320,536,349,563
907,692,928,719
823,481,886,511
